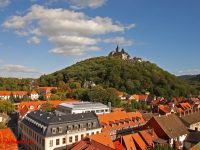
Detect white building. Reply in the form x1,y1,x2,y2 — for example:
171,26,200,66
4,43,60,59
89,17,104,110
21,110,102,150
56,101,111,115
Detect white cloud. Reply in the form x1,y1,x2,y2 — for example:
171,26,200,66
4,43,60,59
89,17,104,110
0,60,3,63
27,36,40,44
0,0,10,8
15,30,29,36
125,24,136,30
0,65,41,74
69,0,107,9
104,37,134,46
2,5,134,56
177,69,200,75
49,45,101,57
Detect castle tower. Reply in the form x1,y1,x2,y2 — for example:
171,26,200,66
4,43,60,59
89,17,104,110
116,45,120,52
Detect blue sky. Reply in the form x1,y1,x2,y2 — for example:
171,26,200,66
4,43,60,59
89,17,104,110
0,0,200,78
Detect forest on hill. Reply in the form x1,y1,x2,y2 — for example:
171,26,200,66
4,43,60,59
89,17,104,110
0,56,199,101
178,74,200,90
38,56,198,98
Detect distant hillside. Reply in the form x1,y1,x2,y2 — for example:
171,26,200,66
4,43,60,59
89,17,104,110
178,74,200,90
38,56,198,98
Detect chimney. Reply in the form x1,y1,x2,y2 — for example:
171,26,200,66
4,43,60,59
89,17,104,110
108,102,111,112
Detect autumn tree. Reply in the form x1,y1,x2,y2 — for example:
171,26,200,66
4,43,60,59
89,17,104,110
40,102,55,112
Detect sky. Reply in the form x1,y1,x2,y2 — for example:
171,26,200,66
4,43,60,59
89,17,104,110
0,0,200,79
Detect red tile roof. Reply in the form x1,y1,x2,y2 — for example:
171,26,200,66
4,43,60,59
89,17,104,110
0,128,18,150
30,90,38,94
98,111,146,132
88,131,115,149
113,141,126,150
17,99,82,111
158,105,171,114
117,91,123,96
70,137,115,150
132,133,147,150
18,105,29,121
138,129,158,147
122,134,137,150
0,91,27,96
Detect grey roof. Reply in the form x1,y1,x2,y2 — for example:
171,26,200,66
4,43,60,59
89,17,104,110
177,111,200,127
58,102,109,110
142,113,159,121
184,132,200,143
153,114,189,138
21,110,101,137
153,138,167,144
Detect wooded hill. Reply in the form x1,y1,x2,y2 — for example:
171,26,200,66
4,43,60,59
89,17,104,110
38,56,198,98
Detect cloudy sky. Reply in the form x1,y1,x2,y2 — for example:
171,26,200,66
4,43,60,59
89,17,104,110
0,0,200,78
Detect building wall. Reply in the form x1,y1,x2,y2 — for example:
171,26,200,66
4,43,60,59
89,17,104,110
21,121,101,150
189,122,200,131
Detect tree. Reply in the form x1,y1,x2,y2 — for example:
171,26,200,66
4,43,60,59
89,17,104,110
0,122,6,129
40,102,55,112
0,100,14,114
153,144,174,150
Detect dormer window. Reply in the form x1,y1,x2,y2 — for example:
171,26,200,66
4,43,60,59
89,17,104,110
118,123,120,126
80,124,84,129
104,124,107,128
30,105,34,109
74,125,78,130
93,122,96,127
112,123,114,127
38,105,41,109
58,127,62,133
137,117,141,122
68,125,72,130
134,119,137,122
88,123,91,128
128,120,131,124
52,128,56,134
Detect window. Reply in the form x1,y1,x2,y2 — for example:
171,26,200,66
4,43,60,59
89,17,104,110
93,122,96,127
86,133,89,136
68,125,72,130
91,132,94,135
74,125,78,130
104,124,107,128
96,131,99,134
80,124,84,129
30,105,34,109
52,128,56,134
88,123,91,128
69,136,72,143
75,135,78,142
81,134,84,139
105,109,108,112
58,127,62,133
49,140,53,147
62,138,66,144
56,139,59,145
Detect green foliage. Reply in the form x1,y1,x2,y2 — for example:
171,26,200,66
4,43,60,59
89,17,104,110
40,102,55,112
122,100,148,112
0,100,14,113
153,144,174,150
37,57,198,98
0,122,7,129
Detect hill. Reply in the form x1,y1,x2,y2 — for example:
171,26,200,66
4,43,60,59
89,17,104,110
38,56,198,98
178,74,200,90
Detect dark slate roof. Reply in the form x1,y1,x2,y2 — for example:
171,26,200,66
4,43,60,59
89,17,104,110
142,113,159,121
177,111,200,127
153,138,167,144
153,114,189,138
21,110,101,137
184,132,200,144
184,132,200,143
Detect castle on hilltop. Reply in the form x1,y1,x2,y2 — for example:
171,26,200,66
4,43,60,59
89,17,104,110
108,45,130,60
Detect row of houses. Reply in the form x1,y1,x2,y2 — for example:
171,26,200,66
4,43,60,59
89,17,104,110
0,87,58,100
11,99,200,150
